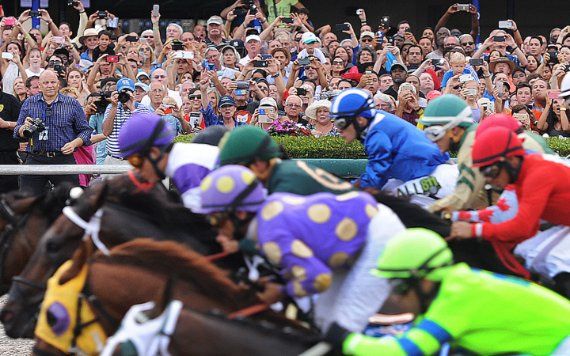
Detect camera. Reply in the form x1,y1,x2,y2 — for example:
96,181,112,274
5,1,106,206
93,91,111,113
22,118,46,138
171,40,184,51
98,10,107,19
118,90,131,104
67,0,79,6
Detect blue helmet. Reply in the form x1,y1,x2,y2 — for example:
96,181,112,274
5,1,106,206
330,88,376,121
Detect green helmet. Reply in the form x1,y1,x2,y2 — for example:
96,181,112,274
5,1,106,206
218,126,281,166
372,228,454,281
420,94,473,128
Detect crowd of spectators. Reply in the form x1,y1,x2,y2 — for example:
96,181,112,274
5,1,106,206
0,1,569,193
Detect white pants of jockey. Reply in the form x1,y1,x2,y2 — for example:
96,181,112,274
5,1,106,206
313,203,406,333
514,226,570,279
383,164,459,208
554,336,570,355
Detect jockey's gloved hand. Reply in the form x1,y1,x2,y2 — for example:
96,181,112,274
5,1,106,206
324,322,350,353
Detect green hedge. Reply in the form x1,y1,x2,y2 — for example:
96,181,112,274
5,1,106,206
175,135,569,158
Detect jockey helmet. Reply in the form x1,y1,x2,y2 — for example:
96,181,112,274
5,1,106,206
420,95,473,142
199,165,266,214
476,113,523,136
330,88,376,128
218,126,281,166
119,112,175,158
472,126,526,168
372,228,453,281
192,126,229,146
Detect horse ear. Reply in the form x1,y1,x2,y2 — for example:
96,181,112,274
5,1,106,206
85,180,109,211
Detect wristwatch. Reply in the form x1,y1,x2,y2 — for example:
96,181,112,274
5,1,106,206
271,72,280,78
561,107,567,111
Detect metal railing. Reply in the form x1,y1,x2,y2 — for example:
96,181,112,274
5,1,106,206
0,165,131,175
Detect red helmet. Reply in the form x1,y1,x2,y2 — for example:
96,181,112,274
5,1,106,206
472,126,526,168
476,114,523,137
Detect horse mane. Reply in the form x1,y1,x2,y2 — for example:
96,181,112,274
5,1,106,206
39,183,73,221
94,239,249,306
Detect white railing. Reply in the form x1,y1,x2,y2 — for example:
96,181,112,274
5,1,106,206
0,165,131,175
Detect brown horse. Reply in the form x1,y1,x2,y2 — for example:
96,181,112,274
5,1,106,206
0,184,72,295
1,173,222,339
33,239,313,355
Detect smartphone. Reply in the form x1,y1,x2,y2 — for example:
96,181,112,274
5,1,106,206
52,36,65,44
498,20,513,30
469,58,484,66
107,17,119,28
456,4,470,11
493,36,506,42
97,10,106,19
174,51,194,60
459,74,473,83
236,81,249,90
258,107,275,124
334,23,349,32
106,55,119,63
29,10,40,17
171,40,184,51
282,17,293,24
260,54,272,60
250,4,258,15
513,113,530,126
297,57,310,66
152,4,160,17
380,16,390,25
296,88,307,96
3,17,15,27
189,112,201,127
431,58,443,66
1,52,13,60
203,60,215,71
463,88,477,96
126,35,138,42
252,60,268,68
548,90,561,99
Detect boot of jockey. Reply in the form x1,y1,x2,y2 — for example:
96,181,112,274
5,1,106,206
420,95,487,212
330,88,452,207
324,228,570,356
450,127,570,253
119,113,226,212
218,126,353,195
199,165,406,333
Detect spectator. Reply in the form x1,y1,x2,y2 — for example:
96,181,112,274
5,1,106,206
384,62,408,99
305,99,337,137
537,96,570,136
0,88,21,192
14,70,92,194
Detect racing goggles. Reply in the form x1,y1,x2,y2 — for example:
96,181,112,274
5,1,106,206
127,154,144,168
333,116,356,130
206,212,230,227
479,162,504,179
424,125,447,142
388,278,414,295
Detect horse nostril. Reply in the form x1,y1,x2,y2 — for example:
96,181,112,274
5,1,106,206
0,309,14,324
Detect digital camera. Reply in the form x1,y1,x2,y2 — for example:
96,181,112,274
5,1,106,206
22,118,46,138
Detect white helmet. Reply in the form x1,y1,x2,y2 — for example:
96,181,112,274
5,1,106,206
560,72,570,98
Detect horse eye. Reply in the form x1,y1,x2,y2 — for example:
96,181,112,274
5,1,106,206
46,240,60,253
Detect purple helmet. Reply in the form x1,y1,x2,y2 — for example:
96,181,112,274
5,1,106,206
199,165,266,214
119,112,175,158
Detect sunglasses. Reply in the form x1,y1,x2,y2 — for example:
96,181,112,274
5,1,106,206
333,60,344,65
127,154,144,168
480,163,503,179
388,278,413,295
189,95,202,100
333,116,354,130
361,38,373,43
461,41,474,46
153,75,167,79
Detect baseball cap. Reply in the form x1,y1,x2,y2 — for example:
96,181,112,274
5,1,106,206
135,82,150,92
207,16,223,26
360,31,375,40
136,72,150,80
259,97,277,108
301,32,320,44
245,34,261,43
218,95,236,108
391,61,408,72
117,78,135,92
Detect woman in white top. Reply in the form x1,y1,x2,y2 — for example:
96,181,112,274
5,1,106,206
24,48,44,78
0,41,27,96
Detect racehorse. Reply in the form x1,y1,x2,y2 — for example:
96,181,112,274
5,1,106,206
0,173,239,339
32,238,314,355
0,184,72,295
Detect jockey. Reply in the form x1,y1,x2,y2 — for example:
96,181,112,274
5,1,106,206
325,228,570,355
330,88,453,207
199,165,406,333
450,128,570,282
118,112,226,211
218,125,353,195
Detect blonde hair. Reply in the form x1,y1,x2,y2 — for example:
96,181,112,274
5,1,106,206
450,52,466,64
60,86,80,99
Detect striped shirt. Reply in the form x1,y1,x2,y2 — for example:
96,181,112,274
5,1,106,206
14,93,92,153
104,102,150,157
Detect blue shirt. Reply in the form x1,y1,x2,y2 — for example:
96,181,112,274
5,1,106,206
104,102,150,157
88,113,107,165
160,114,182,134
440,66,480,88
361,112,449,189
200,103,246,128
14,94,92,153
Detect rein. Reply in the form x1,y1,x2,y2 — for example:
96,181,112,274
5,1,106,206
62,207,109,255
128,171,156,193
227,303,270,320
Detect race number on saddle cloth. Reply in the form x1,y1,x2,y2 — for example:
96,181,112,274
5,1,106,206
35,260,107,355
165,143,219,212
253,191,405,332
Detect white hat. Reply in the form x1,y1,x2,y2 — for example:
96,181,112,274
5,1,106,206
259,97,278,108
360,31,375,40
245,34,261,43
301,32,320,44
305,100,331,120
560,72,570,98
207,16,223,26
